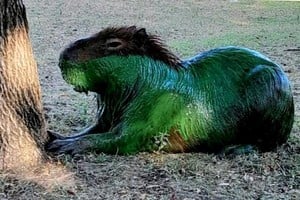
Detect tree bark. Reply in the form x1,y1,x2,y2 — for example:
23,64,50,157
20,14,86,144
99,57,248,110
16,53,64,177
0,0,49,171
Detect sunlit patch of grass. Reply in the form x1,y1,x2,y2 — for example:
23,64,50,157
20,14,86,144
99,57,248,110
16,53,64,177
200,32,261,49
169,26,299,57
169,40,200,57
262,1,300,10
0,162,76,194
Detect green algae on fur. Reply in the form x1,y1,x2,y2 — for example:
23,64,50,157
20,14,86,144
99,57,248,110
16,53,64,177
48,26,294,155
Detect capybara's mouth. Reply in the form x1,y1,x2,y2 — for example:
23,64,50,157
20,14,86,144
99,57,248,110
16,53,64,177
73,85,89,95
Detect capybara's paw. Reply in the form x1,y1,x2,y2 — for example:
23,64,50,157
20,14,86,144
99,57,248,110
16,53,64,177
218,144,257,159
46,137,92,155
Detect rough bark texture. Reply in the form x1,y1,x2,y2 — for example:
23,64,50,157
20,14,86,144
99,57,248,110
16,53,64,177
0,0,48,171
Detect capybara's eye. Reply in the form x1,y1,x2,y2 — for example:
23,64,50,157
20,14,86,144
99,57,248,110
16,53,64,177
106,38,124,50
108,42,122,48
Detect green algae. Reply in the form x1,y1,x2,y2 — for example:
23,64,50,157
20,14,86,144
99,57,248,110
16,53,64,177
59,46,294,154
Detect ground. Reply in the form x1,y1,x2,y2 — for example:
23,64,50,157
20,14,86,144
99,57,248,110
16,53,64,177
0,0,299,199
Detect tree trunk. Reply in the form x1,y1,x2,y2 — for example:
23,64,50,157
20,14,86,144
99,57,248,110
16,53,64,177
0,0,49,171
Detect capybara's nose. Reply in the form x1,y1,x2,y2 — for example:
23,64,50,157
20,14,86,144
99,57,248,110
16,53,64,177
59,38,90,62
59,50,71,61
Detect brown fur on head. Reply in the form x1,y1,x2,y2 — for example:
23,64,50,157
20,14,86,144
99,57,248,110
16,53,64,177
61,26,183,69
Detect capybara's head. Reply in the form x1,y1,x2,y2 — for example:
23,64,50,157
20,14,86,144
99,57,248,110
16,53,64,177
59,26,182,94
60,26,180,65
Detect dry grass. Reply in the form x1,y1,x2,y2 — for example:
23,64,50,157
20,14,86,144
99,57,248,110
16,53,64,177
0,162,76,199
1,0,299,199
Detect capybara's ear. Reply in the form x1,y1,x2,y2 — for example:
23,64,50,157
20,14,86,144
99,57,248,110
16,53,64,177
135,28,147,37
134,28,148,47
127,25,137,32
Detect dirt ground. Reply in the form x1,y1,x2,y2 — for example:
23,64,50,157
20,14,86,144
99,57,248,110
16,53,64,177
1,0,299,199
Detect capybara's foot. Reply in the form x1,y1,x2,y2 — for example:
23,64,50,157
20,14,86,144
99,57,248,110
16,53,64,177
46,136,92,155
218,144,257,158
